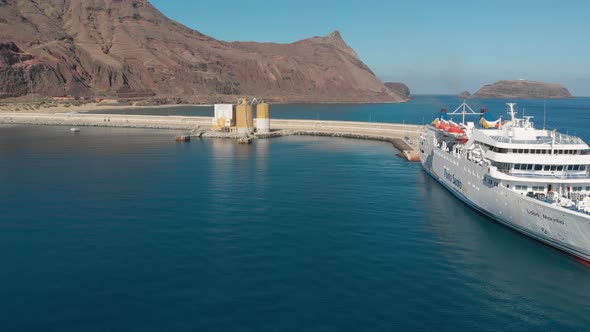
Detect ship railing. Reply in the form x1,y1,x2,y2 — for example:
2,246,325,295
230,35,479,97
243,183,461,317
490,136,551,144
490,134,584,145
555,132,585,145
497,169,590,179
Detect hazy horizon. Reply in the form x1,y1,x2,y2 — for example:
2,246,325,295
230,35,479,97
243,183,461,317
150,0,590,96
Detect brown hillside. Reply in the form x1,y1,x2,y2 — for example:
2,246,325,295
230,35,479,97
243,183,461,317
0,0,401,103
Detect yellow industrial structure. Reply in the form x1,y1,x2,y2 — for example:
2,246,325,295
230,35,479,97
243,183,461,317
236,98,254,135
255,102,271,133
213,98,270,135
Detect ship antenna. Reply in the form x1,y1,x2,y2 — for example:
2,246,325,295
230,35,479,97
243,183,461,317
507,103,517,122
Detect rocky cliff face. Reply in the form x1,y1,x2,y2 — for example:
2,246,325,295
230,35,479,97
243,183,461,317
0,0,401,103
473,80,573,99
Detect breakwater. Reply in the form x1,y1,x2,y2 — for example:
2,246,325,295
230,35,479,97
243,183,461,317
0,112,423,161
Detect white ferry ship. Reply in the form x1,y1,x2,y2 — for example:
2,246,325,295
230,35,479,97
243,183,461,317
420,101,590,261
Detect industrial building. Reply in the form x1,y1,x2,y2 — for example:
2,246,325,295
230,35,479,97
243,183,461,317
212,98,271,135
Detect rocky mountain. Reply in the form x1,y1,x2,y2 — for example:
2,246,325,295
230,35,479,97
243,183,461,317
473,80,573,99
384,82,410,101
0,0,401,103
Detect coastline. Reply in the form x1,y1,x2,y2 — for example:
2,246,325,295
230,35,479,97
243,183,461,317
0,101,212,114
0,96,410,115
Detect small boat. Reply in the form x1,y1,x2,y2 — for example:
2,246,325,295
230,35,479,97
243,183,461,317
70,128,80,133
175,135,191,142
238,137,252,144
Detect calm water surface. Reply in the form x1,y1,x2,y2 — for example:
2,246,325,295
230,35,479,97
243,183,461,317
3,97,590,331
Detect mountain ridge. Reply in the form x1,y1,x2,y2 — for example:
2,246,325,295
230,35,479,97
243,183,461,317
0,0,402,103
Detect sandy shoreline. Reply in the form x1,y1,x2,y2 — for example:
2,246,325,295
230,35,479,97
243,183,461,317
0,102,212,114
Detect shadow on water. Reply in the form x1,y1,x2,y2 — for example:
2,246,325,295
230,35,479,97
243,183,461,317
417,170,590,328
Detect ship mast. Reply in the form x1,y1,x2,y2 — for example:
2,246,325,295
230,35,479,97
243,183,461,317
507,103,517,122
448,99,483,124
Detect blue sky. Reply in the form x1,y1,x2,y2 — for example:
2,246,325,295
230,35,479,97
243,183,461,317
150,0,590,96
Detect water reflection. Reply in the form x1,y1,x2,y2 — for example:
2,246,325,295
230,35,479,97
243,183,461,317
417,170,590,327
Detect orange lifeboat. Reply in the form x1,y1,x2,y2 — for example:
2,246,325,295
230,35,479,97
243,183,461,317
447,125,465,134
438,121,450,131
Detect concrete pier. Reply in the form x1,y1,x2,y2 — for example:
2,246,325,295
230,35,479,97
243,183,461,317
0,113,423,161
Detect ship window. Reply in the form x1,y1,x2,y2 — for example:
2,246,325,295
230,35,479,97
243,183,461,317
516,185,528,191
527,164,533,170
544,165,550,171
551,165,557,171
518,149,523,153
534,165,543,171
537,149,542,154
568,165,574,171
524,149,529,153
532,186,544,191
557,165,564,171
586,186,590,191
574,165,580,171
514,164,520,170
573,186,583,192
581,165,587,171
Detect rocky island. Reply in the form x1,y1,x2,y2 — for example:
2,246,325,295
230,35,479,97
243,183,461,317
0,0,402,104
458,91,472,99
473,80,573,99
385,83,411,101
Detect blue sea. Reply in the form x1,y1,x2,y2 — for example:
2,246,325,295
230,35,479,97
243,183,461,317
2,95,590,331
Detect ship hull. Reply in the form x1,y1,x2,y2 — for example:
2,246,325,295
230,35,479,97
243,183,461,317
421,140,590,262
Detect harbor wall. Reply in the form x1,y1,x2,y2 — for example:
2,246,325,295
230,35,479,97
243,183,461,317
0,113,423,160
